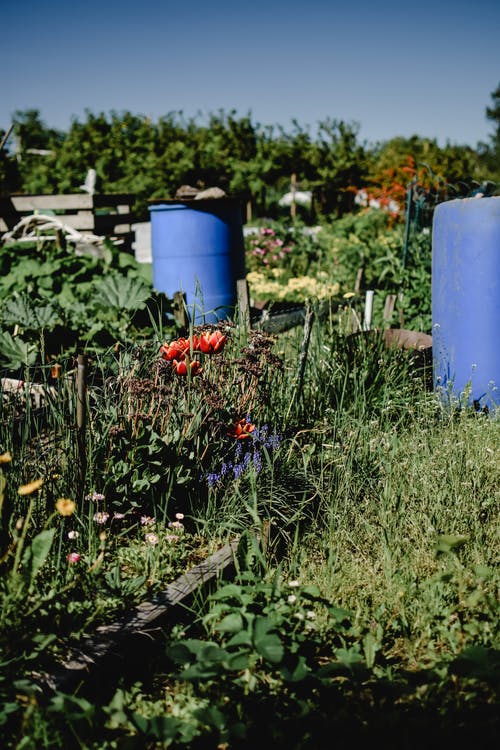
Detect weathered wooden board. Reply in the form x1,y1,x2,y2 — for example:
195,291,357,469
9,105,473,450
38,538,240,695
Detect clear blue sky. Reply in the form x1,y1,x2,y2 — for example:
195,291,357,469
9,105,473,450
2,0,499,148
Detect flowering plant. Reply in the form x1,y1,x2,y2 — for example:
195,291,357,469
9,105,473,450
245,226,294,273
159,328,228,377
206,419,282,488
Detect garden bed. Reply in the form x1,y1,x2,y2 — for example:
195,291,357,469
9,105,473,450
37,536,242,697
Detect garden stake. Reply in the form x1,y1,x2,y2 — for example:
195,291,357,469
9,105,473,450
363,290,374,331
383,294,397,325
76,354,87,502
172,291,189,334
237,278,251,333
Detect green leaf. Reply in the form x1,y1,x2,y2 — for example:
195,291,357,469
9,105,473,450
167,639,208,663
280,654,310,682
29,528,56,579
253,615,275,642
93,273,151,311
193,705,226,731
254,633,284,664
0,331,38,369
215,613,244,634
226,630,253,648
200,644,227,663
225,651,251,671
209,583,244,602
130,713,182,740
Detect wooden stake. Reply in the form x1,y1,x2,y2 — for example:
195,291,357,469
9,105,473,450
383,294,397,325
172,291,189,333
354,267,363,294
236,278,250,333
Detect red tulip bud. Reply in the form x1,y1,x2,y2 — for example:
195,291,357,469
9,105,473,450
173,359,188,376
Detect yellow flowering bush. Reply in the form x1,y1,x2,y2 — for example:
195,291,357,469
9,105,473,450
247,270,339,303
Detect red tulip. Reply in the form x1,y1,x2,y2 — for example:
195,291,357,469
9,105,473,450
228,418,255,440
172,358,202,376
209,330,227,353
173,359,188,375
198,332,212,354
160,342,185,361
199,330,227,354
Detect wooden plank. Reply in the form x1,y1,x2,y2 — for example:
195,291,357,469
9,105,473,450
4,194,134,213
38,538,240,693
8,194,94,211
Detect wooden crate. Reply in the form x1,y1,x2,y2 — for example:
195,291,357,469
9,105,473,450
0,193,136,250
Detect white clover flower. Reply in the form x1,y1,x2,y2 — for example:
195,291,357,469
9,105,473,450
68,530,79,540
287,594,297,604
288,580,300,588
306,610,316,620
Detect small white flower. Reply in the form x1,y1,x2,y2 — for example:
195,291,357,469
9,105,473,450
145,532,159,546
175,512,185,520
287,594,297,604
68,530,79,540
306,610,316,620
294,612,305,621
288,580,300,588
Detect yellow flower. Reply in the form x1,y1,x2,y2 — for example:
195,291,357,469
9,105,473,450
0,452,12,464
18,478,43,496
343,292,356,299
55,498,76,517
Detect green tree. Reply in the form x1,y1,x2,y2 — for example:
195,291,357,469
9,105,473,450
480,82,500,182
11,109,63,193
0,126,21,195
309,119,368,217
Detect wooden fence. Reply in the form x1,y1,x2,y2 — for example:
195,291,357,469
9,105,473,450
0,193,136,251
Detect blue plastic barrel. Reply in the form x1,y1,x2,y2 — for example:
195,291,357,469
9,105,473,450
148,198,245,323
432,197,500,411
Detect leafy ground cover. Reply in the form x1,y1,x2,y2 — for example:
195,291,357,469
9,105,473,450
0,211,498,748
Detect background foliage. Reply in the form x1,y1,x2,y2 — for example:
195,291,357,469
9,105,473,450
1,81,499,219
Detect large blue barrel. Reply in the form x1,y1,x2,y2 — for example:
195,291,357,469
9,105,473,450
148,198,245,323
432,197,500,412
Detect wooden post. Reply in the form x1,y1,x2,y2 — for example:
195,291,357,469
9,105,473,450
354,267,363,295
246,199,252,223
383,294,397,326
236,278,251,333
172,291,189,333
